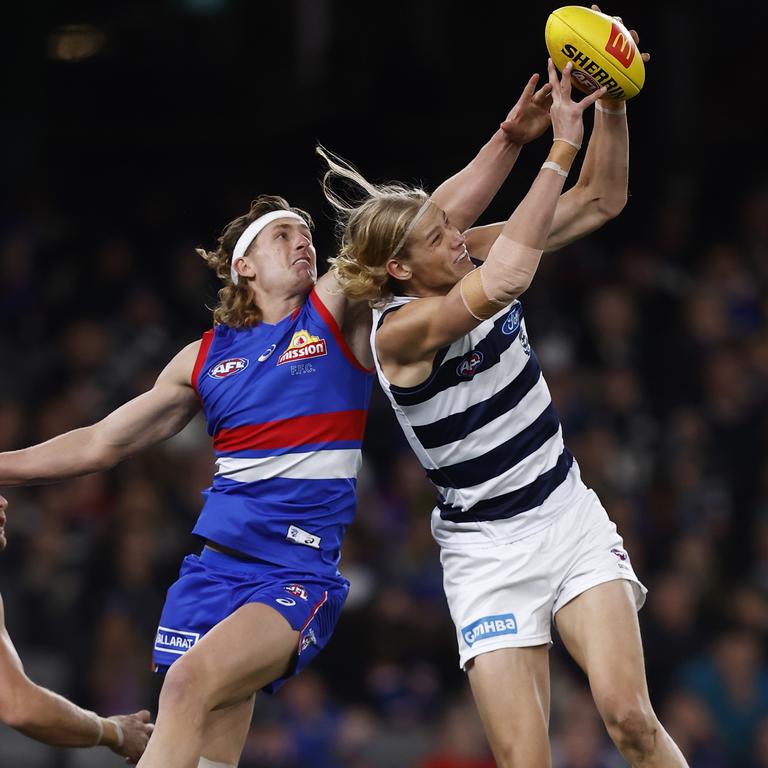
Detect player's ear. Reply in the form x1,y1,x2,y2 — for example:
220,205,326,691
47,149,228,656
386,258,411,281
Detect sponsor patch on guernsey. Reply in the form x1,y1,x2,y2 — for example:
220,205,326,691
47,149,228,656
461,613,518,647
208,357,249,379
277,330,327,366
154,626,200,656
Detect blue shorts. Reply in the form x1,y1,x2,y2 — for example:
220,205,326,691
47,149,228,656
152,546,349,694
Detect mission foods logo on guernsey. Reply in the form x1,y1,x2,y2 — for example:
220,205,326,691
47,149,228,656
277,330,327,366
208,357,249,379
462,613,518,647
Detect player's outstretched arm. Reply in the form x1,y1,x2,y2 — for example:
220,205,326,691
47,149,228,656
380,62,605,373
0,341,201,486
429,73,553,232
0,596,153,761
466,10,649,259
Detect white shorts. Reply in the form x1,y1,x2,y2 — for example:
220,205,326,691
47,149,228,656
436,479,647,669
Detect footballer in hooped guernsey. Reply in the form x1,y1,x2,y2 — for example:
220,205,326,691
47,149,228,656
0,75,562,768
321,10,689,767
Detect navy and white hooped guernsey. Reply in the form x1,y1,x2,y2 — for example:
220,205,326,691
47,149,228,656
192,288,374,576
372,295,574,540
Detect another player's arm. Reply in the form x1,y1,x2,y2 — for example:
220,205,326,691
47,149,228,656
429,74,552,232
0,596,152,757
0,341,201,486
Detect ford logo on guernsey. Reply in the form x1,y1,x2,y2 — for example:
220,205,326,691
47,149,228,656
461,613,518,646
457,351,484,378
208,357,249,379
502,303,522,336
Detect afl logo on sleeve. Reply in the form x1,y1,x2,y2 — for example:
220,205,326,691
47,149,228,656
277,330,327,366
208,357,250,379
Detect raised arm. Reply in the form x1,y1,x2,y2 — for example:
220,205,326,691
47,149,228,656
379,62,605,379
430,74,553,232
465,11,649,259
0,341,201,486
0,595,153,761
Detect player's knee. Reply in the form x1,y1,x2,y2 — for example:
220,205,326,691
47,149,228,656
602,699,659,759
159,659,206,711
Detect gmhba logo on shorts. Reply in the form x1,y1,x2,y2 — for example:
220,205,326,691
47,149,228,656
461,613,518,646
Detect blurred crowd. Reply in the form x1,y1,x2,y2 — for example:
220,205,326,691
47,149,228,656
1,177,767,768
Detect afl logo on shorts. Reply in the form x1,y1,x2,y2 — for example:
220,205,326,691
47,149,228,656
502,303,522,336
208,357,249,379
457,351,484,378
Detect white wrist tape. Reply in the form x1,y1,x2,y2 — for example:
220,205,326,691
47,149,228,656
92,715,104,747
541,161,568,178
110,719,124,749
595,101,626,114
199,758,237,768
553,137,582,150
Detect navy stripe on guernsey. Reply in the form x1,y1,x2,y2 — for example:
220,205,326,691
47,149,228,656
372,295,570,526
438,449,573,522
389,310,520,407
414,353,541,449
426,401,560,490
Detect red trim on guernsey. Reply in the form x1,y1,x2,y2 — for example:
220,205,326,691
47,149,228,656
191,329,215,394
297,590,328,654
308,288,375,374
214,409,367,452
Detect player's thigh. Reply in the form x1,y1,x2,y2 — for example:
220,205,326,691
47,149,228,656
554,579,651,712
200,695,255,766
166,602,298,709
466,645,551,767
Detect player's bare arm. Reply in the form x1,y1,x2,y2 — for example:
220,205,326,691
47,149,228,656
429,73,553,232
464,17,649,261
378,61,605,388
313,76,553,365
0,341,201,486
0,594,153,761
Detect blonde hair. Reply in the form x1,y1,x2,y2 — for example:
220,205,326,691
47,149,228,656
197,196,313,328
317,145,429,305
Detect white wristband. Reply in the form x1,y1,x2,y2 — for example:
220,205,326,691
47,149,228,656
111,718,125,749
92,714,104,747
595,101,626,114
541,161,568,178
553,137,582,150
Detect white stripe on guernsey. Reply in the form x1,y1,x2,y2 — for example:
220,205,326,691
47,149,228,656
400,325,531,427
438,427,565,510
424,373,550,466
215,450,361,482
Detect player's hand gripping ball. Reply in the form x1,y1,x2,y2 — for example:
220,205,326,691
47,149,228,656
545,6,644,100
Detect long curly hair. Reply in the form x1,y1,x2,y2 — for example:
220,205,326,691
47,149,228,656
197,196,313,327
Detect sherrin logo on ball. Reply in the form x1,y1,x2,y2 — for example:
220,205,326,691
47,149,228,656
545,6,644,100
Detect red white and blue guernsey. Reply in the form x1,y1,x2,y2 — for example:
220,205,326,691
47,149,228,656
191,287,374,577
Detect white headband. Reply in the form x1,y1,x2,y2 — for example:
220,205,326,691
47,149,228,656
391,198,434,257
230,210,307,284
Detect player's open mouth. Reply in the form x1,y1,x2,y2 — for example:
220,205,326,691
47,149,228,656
454,247,469,264
292,258,311,267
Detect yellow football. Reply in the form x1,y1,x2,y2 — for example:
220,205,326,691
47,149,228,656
545,6,644,100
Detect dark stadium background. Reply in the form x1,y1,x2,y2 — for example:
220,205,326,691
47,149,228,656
1,2,766,766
